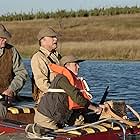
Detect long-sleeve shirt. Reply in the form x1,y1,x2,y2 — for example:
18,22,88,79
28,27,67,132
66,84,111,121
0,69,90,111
0,45,28,94
38,74,90,124
55,75,90,107
31,47,60,93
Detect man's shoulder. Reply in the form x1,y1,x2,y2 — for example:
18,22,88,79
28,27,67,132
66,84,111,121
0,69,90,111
55,74,68,82
31,50,50,64
31,51,41,62
5,44,17,54
5,43,14,49
32,50,44,59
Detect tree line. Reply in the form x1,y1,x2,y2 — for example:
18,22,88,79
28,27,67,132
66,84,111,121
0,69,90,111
0,6,140,21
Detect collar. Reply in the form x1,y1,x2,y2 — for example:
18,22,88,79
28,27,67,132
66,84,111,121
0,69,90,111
39,47,51,57
0,47,4,57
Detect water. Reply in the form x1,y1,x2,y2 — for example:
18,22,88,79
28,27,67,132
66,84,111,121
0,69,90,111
2,59,140,139
80,60,140,113
21,59,140,113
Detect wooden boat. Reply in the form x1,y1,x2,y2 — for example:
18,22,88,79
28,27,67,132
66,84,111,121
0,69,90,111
0,97,140,140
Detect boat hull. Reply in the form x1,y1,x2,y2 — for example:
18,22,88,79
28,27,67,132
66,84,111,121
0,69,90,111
1,97,140,140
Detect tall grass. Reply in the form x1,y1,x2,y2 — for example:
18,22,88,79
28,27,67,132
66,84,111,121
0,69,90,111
17,40,140,60
61,40,140,60
1,12,140,60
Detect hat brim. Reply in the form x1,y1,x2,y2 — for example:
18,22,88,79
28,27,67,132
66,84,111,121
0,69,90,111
74,59,85,63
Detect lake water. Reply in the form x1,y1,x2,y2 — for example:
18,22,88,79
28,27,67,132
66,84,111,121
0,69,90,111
21,59,140,113
2,59,140,139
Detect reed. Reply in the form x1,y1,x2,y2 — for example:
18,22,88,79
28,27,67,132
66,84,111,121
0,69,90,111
17,40,140,60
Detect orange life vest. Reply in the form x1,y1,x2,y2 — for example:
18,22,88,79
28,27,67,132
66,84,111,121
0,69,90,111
48,63,92,110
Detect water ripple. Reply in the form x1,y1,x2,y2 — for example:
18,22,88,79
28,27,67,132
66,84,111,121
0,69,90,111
21,60,140,113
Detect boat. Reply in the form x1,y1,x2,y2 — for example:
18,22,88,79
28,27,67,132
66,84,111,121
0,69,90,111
0,97,140,140
0,96,34,135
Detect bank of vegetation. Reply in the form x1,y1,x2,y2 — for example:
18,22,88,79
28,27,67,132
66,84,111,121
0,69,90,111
1,6,140,60
0,6,140,21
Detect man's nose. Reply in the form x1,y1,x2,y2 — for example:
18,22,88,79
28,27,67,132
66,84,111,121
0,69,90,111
53,37,57,41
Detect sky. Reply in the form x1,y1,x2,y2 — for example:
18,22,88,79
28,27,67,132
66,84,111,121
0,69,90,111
0,0,140,15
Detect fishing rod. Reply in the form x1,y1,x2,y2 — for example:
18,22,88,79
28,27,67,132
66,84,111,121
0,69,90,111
100,86,109,104
87,86,109,121
94,86,110,121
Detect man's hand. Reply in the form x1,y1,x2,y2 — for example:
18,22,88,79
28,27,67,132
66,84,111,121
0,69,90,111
2,88,14,97
94,106,103,115
88,104,104,115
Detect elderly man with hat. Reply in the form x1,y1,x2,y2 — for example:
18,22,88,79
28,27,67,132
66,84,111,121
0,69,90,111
31,27,61,103
34,55,103,130
0,24,28,118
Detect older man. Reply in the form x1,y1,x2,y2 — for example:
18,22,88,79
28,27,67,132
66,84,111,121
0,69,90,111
0,24,28,118
31,27,61,103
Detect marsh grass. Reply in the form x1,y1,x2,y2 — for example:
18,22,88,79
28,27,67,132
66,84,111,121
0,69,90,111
3,14,140,60
18,40,140,60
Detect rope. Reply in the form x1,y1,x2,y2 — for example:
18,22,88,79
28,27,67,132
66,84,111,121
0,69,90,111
55,118,112,132
0,131,5,135
126,104,140,121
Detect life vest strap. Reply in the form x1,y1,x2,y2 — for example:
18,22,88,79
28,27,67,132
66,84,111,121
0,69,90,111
47,88,65,93
80,90,93,99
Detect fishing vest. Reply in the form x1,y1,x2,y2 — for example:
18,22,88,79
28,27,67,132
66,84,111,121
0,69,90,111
48,63,93,110
32,50,61,102
0,44,14,93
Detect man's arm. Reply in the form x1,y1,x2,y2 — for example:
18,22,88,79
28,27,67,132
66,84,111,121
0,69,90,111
9,47,28,95
58,75,103,114
31,52,51,93
58,75,90,107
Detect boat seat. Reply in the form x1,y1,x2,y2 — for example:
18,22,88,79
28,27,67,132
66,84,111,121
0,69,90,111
64,124,112,136
6,106,35,124
83,127,95,134
101,122,121,130
8,106,35,114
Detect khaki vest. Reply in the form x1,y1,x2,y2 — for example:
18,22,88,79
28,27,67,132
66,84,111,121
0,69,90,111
0,44,13,93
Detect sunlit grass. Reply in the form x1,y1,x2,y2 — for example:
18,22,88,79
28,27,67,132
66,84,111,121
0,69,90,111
17,40,140,60
3,14,140,60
